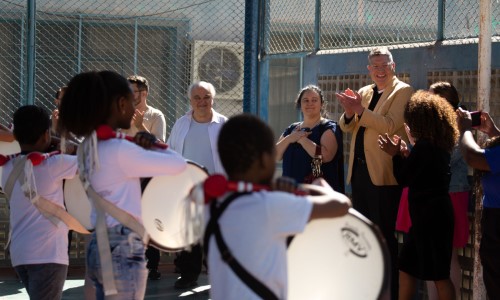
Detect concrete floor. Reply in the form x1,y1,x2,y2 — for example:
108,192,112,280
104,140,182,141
0,263,211,299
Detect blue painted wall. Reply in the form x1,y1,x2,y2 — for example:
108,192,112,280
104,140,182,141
302,42,500,90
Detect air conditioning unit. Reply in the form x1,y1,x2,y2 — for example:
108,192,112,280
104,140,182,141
191,40,244,100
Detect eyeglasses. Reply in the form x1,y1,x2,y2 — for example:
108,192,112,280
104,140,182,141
369,63,393,71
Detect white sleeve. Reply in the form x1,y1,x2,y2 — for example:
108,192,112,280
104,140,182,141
47,154,78,181
116,141,187,179
265,192,313,237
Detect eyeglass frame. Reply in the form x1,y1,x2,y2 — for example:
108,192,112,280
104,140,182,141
368,62,394,71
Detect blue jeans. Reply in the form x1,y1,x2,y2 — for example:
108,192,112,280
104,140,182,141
15,263,67,300
87,225,148,300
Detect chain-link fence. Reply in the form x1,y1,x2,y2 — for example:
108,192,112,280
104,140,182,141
266,0,499,54
0,0,246,129
0,0,246,264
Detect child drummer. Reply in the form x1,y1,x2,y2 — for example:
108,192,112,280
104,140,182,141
57,70,187,299
203,114,351,299
1,105,78,299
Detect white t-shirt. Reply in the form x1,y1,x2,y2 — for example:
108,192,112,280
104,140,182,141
182,120,215,174
122,106,166,142
89,139,186,227
205,191,313,300
1,154,78,267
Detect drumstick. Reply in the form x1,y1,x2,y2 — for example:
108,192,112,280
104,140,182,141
203,174,307,203
96,125,168,149
0,153,21,166
27,150,61,166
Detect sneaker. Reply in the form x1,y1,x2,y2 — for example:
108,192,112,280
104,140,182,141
174,276,198,289
148,269,161,280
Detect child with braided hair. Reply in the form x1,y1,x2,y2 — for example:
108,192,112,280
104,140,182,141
57,70,186,299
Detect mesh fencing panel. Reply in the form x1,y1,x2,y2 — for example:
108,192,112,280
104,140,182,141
0,0,245,263
0,0,246,130
267,0,500,55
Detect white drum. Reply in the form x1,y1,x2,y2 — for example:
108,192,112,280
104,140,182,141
288,208,390,300
141,161,208,252
64,177,93,230
0,141,21,188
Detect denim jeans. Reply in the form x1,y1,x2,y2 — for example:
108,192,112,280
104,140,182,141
15,263,68,300
87,225,148,300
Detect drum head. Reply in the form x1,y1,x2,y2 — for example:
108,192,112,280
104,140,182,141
142,161,208,252
64,177,93,230
288,209,390,300
0,141,21,188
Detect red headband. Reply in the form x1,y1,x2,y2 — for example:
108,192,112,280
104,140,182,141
0,153,21,166
27,151,61,166
0,151,61,167
203,174,307,204
96,125,168,149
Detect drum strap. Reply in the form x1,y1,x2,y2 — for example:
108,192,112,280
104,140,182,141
77,140,148,296
204,192,279,300
2,156,26,250
2,157,90,252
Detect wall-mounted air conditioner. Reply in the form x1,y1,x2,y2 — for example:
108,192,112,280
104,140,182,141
191,40,244,100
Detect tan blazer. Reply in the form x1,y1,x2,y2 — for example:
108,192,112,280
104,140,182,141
340,76,413,186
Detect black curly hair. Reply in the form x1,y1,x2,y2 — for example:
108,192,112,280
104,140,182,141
13,105,50,145
58,70,132,137
404,90,459,153
218,114,275,177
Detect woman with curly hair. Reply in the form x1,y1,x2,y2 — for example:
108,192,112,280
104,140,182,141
378,90,459,300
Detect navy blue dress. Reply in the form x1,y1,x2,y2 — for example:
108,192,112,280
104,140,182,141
281,119,344,193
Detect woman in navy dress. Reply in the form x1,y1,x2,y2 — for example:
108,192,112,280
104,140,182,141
276,85,344,193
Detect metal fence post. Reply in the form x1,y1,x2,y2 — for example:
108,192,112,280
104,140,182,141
314,0,321,52
437,0,445,41
258,0,270,119
243,0,259,114
26,0,35,105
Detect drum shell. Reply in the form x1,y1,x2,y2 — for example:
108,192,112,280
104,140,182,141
141,161,208,252
0,141,21,187
287,208,390,300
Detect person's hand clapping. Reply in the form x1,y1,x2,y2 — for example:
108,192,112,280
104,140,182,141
399,137,410,158
131,109,145,128
335,88,364,118
287,126,311,143
404,123,415,147
51,109,59,132
378,133,402,157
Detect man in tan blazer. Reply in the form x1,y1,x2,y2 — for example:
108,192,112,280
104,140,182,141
336,47,413,300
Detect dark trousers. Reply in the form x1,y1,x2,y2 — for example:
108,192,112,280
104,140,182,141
351,159,402,300
480,207,500,299
174,243,202,280
146,247,160,270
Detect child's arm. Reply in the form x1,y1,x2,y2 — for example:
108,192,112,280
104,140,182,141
0,128,15,142
307,178,351,221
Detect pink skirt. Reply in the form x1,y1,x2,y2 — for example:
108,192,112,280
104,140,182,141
396,188,470,248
